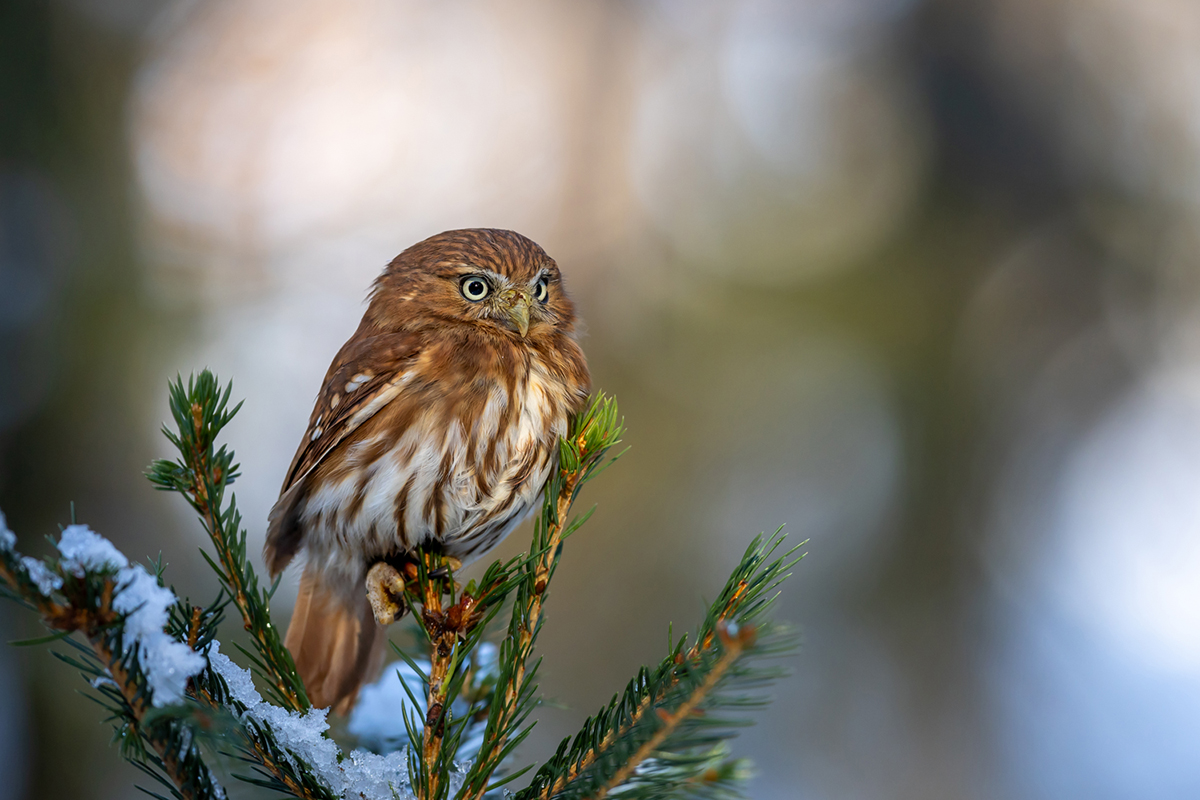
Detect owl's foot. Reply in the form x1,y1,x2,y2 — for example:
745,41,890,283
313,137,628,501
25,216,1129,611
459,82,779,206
366,561,406,626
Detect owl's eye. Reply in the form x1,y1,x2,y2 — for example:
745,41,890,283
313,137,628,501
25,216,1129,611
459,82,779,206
461,276,491,301
533,277,549,304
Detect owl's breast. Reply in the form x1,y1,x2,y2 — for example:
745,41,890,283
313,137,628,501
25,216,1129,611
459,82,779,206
297,351,572,594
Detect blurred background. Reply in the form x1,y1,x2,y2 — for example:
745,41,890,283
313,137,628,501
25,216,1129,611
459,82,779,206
2,0,1200,797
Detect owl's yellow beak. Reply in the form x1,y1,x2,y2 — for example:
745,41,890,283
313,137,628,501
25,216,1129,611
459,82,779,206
504,291,532,338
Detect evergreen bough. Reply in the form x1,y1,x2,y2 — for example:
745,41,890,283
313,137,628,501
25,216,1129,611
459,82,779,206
0,370,803,800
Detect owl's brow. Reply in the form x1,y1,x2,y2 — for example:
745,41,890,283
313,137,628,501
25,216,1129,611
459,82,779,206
451,262,501,278
447,265,508,285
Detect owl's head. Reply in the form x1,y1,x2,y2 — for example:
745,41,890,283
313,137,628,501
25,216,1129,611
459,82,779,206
367,228,579,341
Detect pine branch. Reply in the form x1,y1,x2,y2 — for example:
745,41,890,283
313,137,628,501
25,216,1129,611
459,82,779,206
2,510,413,800
403,553,487,800
457,397,625,800
393,536,537,798
515,531,802,800
147,371,309,712
588,624,752,800
144,374,408,799
0,528,224,800
417,557,459,800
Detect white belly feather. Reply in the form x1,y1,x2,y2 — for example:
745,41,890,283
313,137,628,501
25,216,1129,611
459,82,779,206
298,358,568,596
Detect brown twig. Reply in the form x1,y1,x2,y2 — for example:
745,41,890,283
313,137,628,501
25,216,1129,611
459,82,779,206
186,605,204,649
419,555,456,800
412,553,488,800
516,483,575,701
514,474,576,693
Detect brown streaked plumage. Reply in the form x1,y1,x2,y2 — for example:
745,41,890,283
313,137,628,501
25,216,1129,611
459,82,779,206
265,229,590,712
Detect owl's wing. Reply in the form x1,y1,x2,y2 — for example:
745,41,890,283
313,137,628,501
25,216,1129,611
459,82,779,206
265,331,421,575
279,332,422,492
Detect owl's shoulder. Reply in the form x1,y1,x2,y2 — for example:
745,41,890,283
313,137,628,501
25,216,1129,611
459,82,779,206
279,330,422,490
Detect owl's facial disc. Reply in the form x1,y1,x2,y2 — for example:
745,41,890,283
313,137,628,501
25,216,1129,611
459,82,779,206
447,264,553,338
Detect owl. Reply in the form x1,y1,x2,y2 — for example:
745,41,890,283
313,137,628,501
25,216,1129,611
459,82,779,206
264,229,590,711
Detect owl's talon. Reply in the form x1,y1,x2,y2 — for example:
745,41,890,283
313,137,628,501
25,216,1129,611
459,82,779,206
366,562,406,626
428,557,463,580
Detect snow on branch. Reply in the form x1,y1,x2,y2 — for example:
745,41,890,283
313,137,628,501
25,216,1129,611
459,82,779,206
208,641,423,800
58,524,207,706
0,516,223,799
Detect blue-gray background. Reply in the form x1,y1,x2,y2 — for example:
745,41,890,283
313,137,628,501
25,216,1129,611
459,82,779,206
2,1,1199,798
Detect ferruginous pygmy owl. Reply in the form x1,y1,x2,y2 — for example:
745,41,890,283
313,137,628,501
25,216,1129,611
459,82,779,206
264,229,590,712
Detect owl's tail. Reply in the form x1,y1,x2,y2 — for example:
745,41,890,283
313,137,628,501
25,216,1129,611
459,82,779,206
286,568,386,714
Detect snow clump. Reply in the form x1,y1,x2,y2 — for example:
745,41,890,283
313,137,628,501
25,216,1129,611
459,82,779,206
21,557,63,595
55,524,205,706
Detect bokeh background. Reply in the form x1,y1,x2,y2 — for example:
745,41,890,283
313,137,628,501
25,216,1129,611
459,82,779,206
3,0,1200,798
